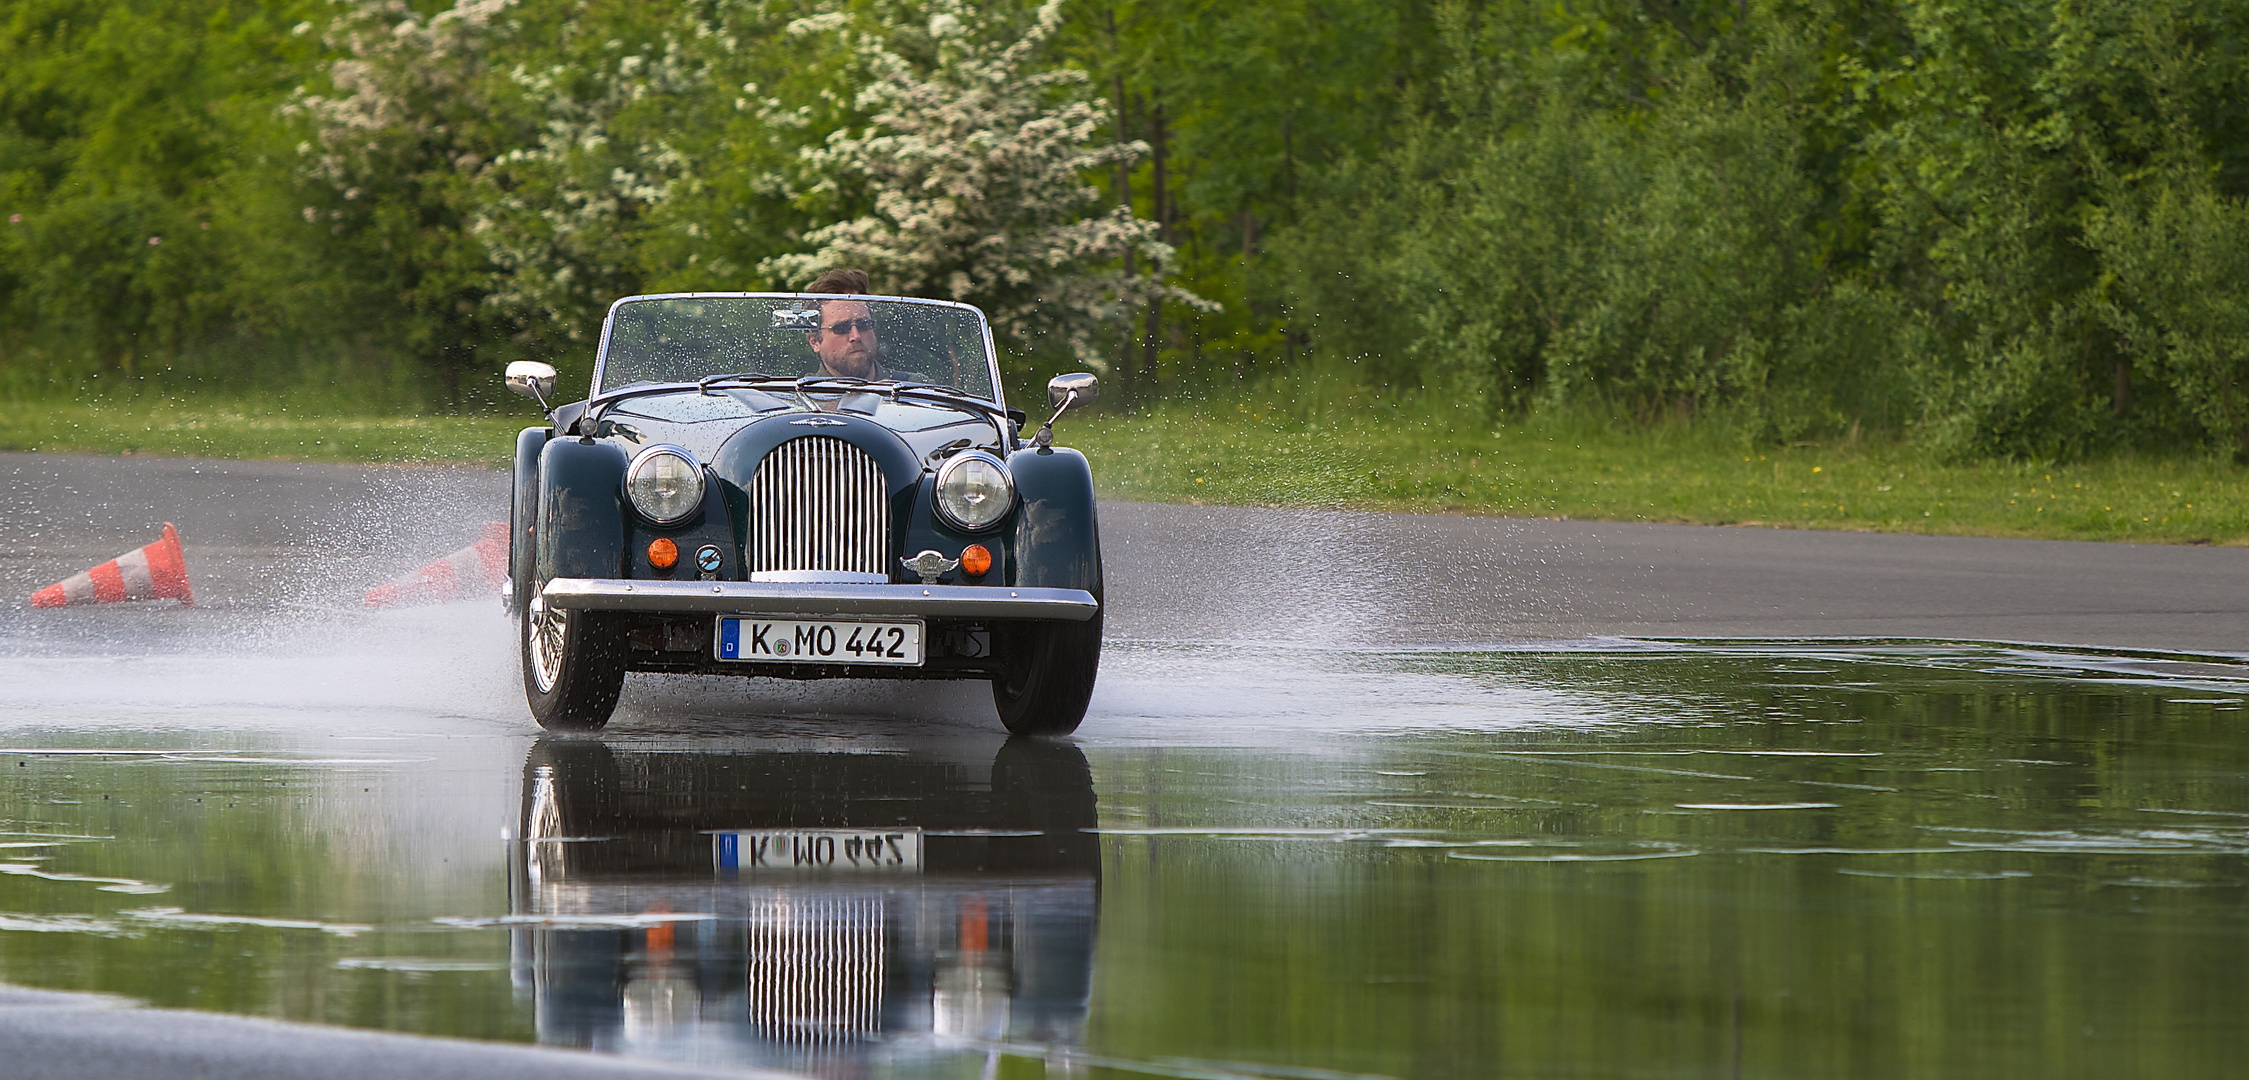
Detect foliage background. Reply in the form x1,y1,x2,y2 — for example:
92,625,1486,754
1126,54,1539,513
7,0,2249,461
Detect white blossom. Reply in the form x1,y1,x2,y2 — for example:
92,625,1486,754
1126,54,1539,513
288,0,1203,362
761,0,1211,366
291,0,717,341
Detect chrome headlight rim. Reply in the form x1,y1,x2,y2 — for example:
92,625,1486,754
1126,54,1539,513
624,444,707,526
933,450,1015,533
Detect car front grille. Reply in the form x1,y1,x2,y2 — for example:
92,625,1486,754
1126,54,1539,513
745,893,885,1041
750,436,889,577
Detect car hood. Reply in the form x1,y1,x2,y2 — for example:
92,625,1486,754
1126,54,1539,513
598,387,1005,463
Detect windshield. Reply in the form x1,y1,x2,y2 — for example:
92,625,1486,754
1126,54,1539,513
596,295,999,401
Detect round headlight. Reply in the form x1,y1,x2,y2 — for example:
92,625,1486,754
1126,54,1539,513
625,446,705,525
934,451,1014,532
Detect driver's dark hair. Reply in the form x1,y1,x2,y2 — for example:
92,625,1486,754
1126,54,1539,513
803,268,870,295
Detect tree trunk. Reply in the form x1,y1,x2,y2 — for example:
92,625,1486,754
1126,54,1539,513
1142,100,1168,388
1109,51,1135,402
1281,117,1296,213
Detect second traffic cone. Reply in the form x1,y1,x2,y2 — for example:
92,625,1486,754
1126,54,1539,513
31,523,195,609
363,521,510,608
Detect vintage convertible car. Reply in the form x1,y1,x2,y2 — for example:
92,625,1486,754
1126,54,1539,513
502,293,1103,735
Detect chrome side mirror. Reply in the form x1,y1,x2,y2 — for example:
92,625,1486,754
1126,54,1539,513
506,361,558,412
1047,372,1099,412
1033,373,1099,449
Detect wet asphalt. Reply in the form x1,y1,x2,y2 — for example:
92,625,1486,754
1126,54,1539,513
1,450,2247,1079
0,983,795,1080
4,450,2246,654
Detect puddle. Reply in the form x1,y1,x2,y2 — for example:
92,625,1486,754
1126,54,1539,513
0,640,2246,1077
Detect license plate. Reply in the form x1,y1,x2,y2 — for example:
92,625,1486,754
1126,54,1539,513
713,829,923,873
715,617,923,666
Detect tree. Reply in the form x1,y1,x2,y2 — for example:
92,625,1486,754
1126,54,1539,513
288,0,521,400
762,0,1209,369
292,0,835,396
0,0,332,394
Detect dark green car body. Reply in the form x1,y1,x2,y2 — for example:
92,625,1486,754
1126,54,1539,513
507,293,1103,734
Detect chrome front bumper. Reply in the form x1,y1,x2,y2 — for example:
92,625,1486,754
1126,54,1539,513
539,578,1100,622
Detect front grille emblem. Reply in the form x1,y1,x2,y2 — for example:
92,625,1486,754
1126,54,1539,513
902,550,959,585
789,416,848,426
695,544,723,579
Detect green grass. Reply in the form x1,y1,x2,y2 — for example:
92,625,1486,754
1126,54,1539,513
0,396,529,467
4,391,2245,545
1065,398,2249,546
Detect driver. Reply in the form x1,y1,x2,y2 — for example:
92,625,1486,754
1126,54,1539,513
803,268,889,380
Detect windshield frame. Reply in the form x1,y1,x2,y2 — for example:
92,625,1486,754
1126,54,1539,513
591,292,1006,410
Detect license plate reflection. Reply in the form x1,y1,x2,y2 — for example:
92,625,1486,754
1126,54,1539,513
713,829,924,873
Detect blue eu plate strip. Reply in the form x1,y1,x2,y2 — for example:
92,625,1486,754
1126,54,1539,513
719,618,739,659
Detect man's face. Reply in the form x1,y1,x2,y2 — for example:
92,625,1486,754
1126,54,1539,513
808,300,878,378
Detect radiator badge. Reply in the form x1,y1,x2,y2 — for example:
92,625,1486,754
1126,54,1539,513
902,549,959,585
789,416,848,426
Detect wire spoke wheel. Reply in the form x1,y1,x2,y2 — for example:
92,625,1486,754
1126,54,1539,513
520,586,626,730
529,596,570,694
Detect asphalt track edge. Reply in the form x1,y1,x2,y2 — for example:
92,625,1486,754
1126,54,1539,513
0,982,805,1080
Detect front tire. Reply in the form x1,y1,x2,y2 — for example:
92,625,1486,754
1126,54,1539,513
991,612,1101,737
521,591,627,731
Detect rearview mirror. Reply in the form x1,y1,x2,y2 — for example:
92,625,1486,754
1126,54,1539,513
1047,372,1099,412
505,361,557,405
1032,373,1100,449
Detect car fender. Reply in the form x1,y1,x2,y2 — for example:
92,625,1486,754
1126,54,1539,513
1006,446,1102,601
508,426,553,614
536,437,631,583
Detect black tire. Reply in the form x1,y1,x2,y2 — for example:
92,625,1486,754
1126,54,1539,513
991,612,1101,737
520,591,628,731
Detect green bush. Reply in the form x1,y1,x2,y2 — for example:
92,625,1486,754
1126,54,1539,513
9,0,2249,467
2092,179,2249,460
1279,0,2249,460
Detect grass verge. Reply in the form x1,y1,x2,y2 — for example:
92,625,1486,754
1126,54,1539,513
3,391,2244,545
0,397,528,467
1065,398,2249,546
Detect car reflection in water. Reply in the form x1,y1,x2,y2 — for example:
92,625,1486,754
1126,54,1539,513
509,734,1100,1076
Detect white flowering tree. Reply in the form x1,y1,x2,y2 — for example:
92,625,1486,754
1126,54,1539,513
287,0,522,397
466,35,708,342
293,0,736,355
292,0,1202,386
762,0,1211,367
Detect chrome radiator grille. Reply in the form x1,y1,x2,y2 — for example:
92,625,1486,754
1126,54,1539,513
745,894,885,1041
750,436,890,576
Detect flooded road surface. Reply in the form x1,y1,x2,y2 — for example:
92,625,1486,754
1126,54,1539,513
2,453,2249,1078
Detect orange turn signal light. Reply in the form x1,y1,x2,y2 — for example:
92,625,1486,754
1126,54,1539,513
960,543,992,577
647,537,679,570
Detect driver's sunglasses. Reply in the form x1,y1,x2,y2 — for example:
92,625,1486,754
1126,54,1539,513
823,318,876,336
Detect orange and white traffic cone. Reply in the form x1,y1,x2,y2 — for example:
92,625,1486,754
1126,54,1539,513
31,523,195,609
363,521,510,608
